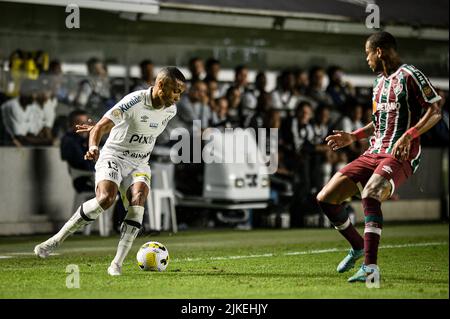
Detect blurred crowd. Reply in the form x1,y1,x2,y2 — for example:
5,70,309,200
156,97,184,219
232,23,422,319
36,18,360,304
1,51,448,227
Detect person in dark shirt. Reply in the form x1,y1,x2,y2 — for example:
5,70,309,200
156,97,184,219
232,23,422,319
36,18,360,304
60,110,95,191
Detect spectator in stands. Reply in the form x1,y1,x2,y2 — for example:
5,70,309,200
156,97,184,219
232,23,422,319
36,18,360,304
175,80,212,133
74,57,112,121
245,91,273,129
311,105,333,193
132,59,154,91
60,109,95,192
233,65,250,94
294,68,309,95
241,71,267,120
204,58,227,98
306,66,333,110
282,101,316,226
1,79,52,146
205,78,220,115
188,57,205,83
210,96,231,128
338,101,366,161
271,69,299,118
326,65,355,108
225,85,242,127
29,77,56,144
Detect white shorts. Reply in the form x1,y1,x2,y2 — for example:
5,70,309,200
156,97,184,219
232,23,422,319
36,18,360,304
95,153,152,197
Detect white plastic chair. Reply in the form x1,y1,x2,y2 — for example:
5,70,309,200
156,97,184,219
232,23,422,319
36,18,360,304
69,167,112,237
147,169,178,233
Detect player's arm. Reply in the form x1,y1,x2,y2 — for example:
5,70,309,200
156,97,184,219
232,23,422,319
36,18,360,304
391,102,442,161
325,121,374,151
84,117,115,161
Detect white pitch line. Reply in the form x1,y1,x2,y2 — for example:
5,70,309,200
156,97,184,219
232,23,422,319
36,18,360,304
177,242,448,262
0,241,447,261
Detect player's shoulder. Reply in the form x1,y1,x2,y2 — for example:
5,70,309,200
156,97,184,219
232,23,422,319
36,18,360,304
165,104,177,116
116,90,147,113
399,64,426,80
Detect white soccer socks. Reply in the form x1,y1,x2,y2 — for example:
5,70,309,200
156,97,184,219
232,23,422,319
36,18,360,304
53,198,104,243
111,206,145,268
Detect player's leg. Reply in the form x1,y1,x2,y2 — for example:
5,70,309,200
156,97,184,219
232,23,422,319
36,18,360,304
348,173,390,282
108,182,149,276
317,154,378,272
34,180,118,258
35,155,122,258
348,157,412,282
316,172,365,272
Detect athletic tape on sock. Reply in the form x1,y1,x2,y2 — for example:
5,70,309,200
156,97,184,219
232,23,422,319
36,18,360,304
334,218,351,230
364,226,382,236
123,206,144,227
82,198,104,220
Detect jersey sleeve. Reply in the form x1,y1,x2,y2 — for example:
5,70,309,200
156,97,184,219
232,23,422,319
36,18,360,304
405,66,442,108
104,91,142,125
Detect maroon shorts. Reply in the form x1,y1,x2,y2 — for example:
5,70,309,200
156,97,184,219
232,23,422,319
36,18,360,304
339,153,413,197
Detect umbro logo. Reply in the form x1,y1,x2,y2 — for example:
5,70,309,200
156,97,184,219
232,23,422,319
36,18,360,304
382,165,393,175
140,115,149,123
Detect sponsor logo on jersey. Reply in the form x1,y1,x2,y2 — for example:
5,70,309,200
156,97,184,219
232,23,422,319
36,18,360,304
140,115,149,123
376,102,400,112
133,172,151,181
162,116,172,126
382,165,393,175
118,95,141,112
129,134,155,144
122,150,151,160
423,85,434,99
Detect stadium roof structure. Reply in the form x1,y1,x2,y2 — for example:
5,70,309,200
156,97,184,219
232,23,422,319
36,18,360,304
160,0,448,28
2,0,448,39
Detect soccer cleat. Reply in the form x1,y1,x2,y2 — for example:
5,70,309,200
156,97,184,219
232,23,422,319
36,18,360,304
348,264,380,283
34,238,59,258
336,248,364,273
107,262,122,276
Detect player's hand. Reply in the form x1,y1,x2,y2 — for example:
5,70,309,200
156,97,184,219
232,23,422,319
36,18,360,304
76,119,95,134
391,134,412,161
325,130,356,151
84,147,99,162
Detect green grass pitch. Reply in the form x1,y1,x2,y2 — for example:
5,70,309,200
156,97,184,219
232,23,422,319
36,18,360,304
0,223,448,299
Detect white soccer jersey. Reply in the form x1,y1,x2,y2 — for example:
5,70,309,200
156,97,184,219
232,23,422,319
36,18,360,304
1,97,33,137
101,87,177,166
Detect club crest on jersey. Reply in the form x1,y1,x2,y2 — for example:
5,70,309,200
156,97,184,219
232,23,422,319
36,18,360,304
393,82,403,96
140,115,149,123
111,109,122,119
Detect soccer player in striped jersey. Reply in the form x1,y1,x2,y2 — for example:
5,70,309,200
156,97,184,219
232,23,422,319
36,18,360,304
316,31,442,283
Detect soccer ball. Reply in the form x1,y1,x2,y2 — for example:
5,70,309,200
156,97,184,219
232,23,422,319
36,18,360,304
136,241,169,272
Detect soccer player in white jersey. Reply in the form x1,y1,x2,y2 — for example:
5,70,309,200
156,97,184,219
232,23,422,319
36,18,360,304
34,67,186,276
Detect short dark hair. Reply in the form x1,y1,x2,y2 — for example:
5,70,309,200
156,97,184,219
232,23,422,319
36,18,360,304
139,59,153,69
296,100,312,114
367,31,397,51
68,109,88,127
205,58,220,70
157,66,186,83
234,64,247,74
